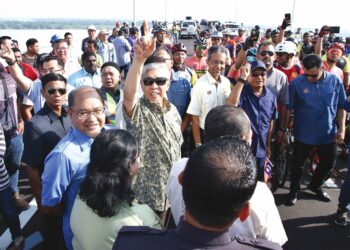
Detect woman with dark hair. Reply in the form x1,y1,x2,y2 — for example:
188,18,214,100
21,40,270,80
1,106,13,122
70,129,162,250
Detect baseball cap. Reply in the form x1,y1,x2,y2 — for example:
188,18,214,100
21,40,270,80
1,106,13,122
100,29,110,35
50,34,61,43
251,60,267,71
88,25,96,31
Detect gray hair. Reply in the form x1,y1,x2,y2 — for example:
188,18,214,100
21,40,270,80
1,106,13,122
141,62,170,79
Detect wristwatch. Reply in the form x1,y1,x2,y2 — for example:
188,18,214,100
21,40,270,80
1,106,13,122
195,143,202,148
6,59,16,66
237,77,248,85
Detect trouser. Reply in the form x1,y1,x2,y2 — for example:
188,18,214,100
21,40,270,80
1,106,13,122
0,186,22,239
120,62,131,78
338,153,350,210
42,213,67,250
290,140,337,194
256,157,266,182
5,134,24,193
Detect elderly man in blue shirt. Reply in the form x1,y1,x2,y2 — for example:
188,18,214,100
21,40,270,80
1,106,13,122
226,60,277,182
41,86,106,249
286,54,346,205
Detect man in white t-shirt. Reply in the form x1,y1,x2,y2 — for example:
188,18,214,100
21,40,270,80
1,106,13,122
167,105,288,246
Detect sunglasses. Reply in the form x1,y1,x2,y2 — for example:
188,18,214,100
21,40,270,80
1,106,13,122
259,51,274,56
143,77,168,86
304,73,319,78
47,88,67,95
251,72,267,77
275,52,288,57
212,38,221,41
195,45,207,50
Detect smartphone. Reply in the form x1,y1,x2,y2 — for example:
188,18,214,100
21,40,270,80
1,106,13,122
329,26,340,33
285,13,291,21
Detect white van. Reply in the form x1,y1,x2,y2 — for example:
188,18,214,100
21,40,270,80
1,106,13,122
179,20,198,39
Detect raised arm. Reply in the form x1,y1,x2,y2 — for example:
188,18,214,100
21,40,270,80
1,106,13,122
226,65,250,106
1,43,32,93
123,21,156,118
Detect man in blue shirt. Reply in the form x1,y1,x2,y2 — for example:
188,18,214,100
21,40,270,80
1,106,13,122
287,54,346,205
68,51,102,89
226,60,277,182
41,86,106,249
23,73,72,249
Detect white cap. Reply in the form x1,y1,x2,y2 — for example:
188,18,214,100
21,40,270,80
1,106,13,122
88,25,96,31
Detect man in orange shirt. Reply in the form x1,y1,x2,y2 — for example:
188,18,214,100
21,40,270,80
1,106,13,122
184,38,209,78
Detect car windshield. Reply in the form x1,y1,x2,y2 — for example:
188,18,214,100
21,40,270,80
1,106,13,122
182,22,195,27
226,24,239,29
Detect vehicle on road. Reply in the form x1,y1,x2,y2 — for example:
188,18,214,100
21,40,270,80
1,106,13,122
180,20,198,39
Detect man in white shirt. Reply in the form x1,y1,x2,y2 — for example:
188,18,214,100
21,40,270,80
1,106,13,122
167,105,288,246
186,45,231,147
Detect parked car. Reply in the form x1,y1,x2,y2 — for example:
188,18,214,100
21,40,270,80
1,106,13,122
224,22,240,35
179,20,198,39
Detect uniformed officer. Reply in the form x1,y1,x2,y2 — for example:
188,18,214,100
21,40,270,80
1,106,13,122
113,137,282,250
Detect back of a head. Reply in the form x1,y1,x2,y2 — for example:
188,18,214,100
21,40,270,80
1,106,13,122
204,105,251,142
302,54,322,70
182,137,257,228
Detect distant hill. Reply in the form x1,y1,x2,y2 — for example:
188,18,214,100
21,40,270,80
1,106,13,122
0,18,128,29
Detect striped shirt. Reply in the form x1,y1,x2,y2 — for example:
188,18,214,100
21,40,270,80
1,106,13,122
0,126,10,191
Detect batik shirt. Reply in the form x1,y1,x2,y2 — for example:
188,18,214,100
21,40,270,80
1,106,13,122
124,97,183,211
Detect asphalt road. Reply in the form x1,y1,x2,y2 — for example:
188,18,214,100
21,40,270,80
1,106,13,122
1,38,350,249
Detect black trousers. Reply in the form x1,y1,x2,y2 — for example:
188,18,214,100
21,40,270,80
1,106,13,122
289,140,337,194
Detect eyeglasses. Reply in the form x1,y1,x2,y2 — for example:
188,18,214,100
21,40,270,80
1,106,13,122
251,72,267,77
143,77,168,86
304,73,319,78
56,47,68,51
275,52,288,57
195,45,207,50
42,68,62,74
259,51,274,56
72,107,105,119
211,38,221,41
47,88,67,95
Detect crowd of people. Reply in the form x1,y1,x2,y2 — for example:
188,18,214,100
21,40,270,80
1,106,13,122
0,16,350,249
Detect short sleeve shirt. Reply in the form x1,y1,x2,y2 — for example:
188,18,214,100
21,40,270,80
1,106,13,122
41,128,94,250
187,72,231,129
265,68,289,105
288,72,346,145
22,103,72,175
239,85,277,158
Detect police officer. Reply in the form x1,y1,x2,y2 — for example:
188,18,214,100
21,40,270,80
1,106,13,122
113,137,282,250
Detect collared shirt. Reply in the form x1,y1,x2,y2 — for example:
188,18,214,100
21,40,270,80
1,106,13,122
288,72,346,145
239,85,277,158
26,80,75,113
187,72,231,129
22,103,72,176
114,219,283,250
166,158,288,246
97,41,117,63
0,67,19,135
167,71,192,119
265,68,289,105
124,97,183,211
41,127,94,250
68,68,102,89
113,36,132,67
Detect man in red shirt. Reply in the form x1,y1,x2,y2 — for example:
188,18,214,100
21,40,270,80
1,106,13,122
184,38,209,79
275,41,303,83
12,48,38,81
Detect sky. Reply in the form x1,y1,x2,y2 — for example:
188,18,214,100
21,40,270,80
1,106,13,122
0,0,349,31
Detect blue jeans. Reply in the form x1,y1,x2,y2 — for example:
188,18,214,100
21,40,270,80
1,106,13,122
0,186,22,239
5,134,24,193
338,154,350,210
120,62,131,78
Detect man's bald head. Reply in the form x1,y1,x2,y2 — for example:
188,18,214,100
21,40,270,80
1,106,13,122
204,105,252,143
